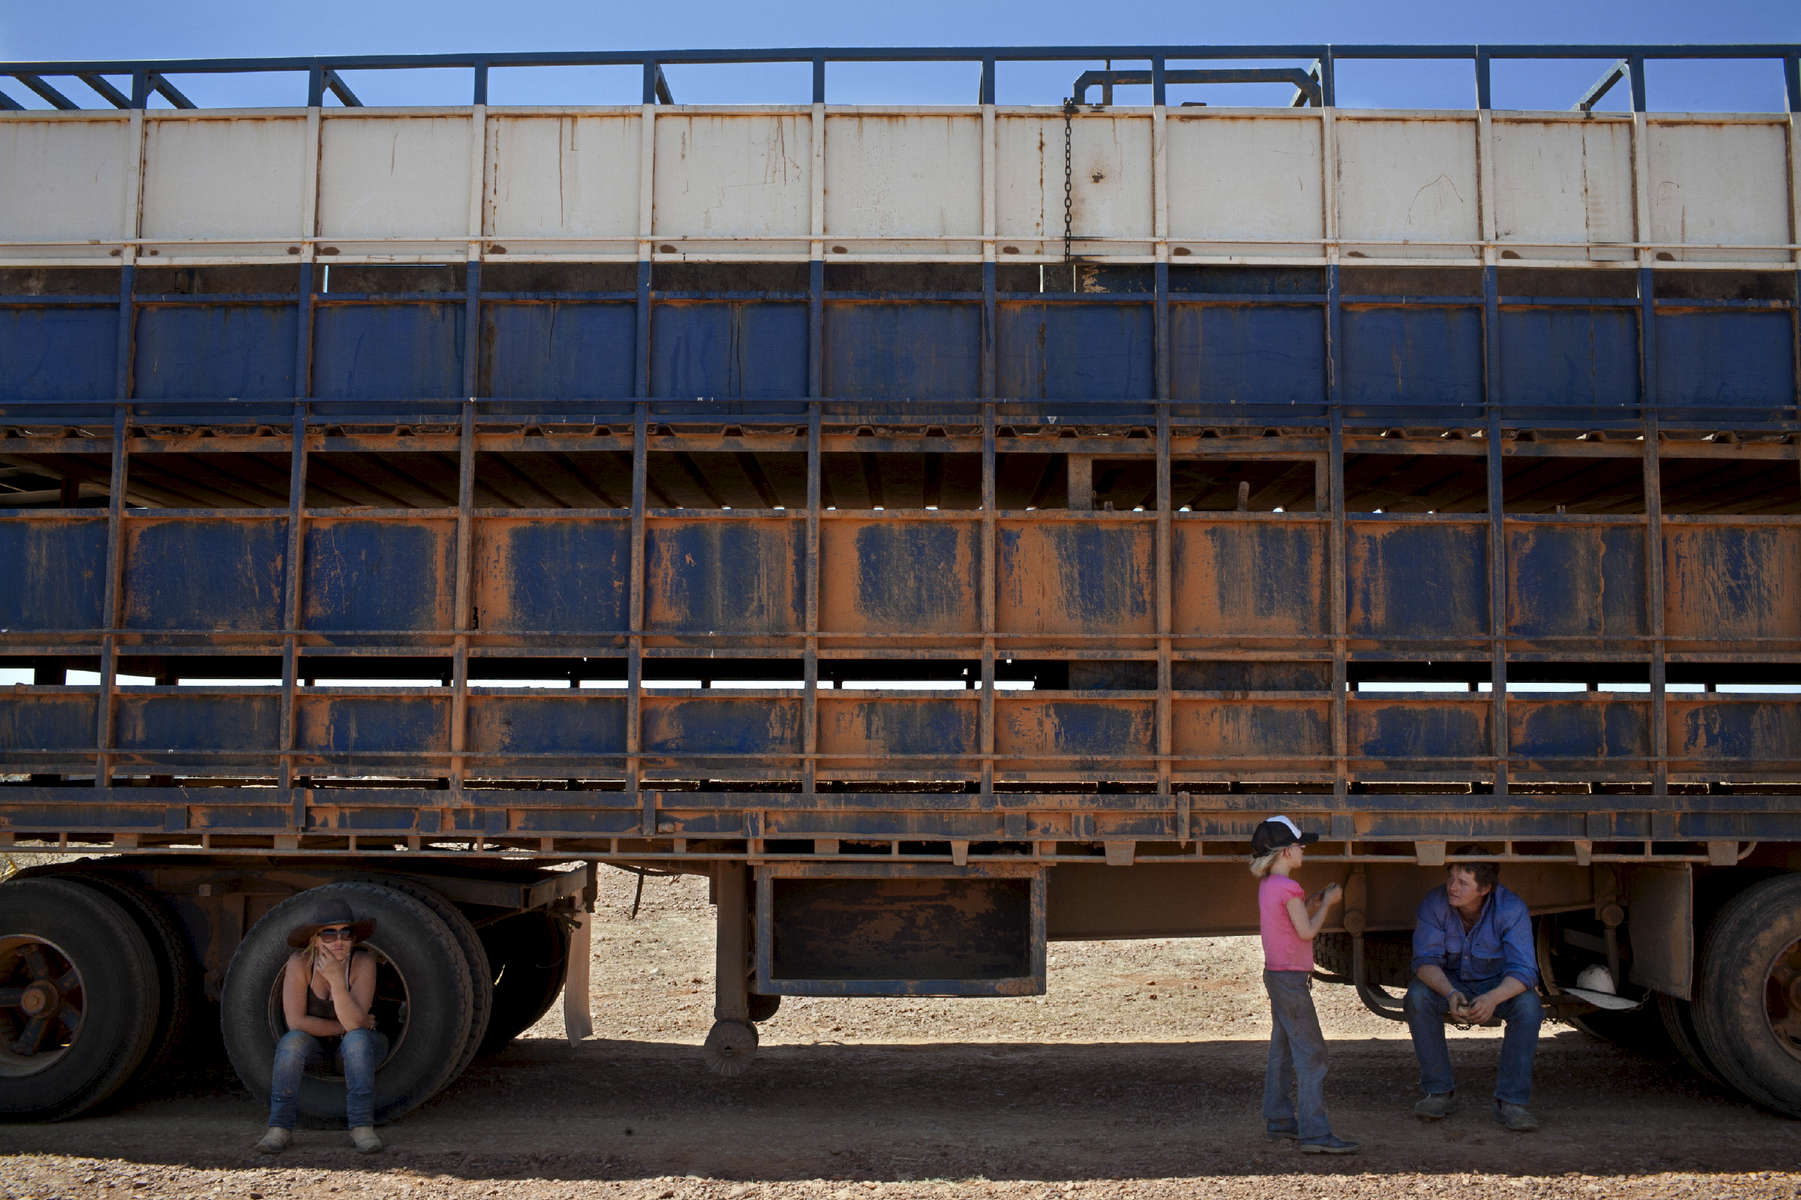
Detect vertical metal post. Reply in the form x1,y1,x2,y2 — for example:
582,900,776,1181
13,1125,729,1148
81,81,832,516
630,403,648,834
812,57,826,104
1155,408,1172,827
1328,409,1347,807
713,861,749,1023
981,405,997,802
472,61,489,106
634,260,653,399
803,407,820,798
278,405,307,816
1151,56,1166,108
1318,49,1336,109
1644,411,1668,804
1627,56,1647,113
94,408,129,790
1154,261,1170,403
981,261,997,400
808,260,825,400
1474,51,1492,111
979,58,996,106
462,260,481,399
1487,410,1508,803
449,402,475,798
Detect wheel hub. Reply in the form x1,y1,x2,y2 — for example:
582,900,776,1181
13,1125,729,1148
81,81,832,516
19,980,56,1017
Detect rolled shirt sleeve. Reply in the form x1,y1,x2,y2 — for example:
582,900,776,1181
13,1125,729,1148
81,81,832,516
1495,889,1539,990
1410,887,1449,975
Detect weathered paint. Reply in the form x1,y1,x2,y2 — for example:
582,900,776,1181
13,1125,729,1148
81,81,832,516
122,518,285,631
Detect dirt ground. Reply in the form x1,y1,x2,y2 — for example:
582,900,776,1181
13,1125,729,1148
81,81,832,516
3,869,1799,1200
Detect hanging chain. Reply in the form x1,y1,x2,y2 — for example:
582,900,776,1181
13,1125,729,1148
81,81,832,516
1061,97,1077,267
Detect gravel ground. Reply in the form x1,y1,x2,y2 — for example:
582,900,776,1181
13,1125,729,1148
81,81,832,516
3,869,1799,1200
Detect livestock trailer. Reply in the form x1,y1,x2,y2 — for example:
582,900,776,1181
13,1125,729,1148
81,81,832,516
1,45,1799,1122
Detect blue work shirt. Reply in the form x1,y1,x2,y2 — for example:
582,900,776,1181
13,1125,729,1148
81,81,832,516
1411,882,1538,990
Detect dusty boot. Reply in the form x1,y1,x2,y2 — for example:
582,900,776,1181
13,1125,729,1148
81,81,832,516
349,1125,383,1154
254,1127,291,1155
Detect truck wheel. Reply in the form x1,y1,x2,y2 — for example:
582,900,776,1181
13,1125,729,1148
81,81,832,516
23,867,201,1085
0,878,162,1120
1691,874,1801,1116
1656,994,1729,1090
220,882,474,1126
747,992,781,1023
477,910,570,1054
343,876,490,1080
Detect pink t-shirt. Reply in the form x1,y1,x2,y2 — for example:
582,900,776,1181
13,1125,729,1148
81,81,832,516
1259,874,1312,972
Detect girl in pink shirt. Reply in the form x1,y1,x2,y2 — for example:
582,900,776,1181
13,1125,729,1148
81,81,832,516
1250,814,1358,1154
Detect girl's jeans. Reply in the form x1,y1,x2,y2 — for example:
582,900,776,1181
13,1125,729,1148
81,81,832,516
1262,969,1331,1139
267,1027,386,1129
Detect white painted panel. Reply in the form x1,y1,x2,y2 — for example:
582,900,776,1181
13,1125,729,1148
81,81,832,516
823,113,981,240
652,113,810,239
1166,113,1323,252
1492,118,1634,261
1648,120,1790,262
485,114,641,239
996,113,1153,250
318,115,473,240
141,116,306,242
0,117,131,246
1337,116,1479,258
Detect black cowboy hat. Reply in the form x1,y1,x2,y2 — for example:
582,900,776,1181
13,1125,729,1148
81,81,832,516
285,896,377,948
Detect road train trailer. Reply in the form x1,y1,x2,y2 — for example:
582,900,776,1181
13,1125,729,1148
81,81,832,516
1,44,1799,1123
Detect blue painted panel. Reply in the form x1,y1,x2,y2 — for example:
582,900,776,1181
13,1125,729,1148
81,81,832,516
482,302,634,398
1169,305,1325,405
1034,701,1153,757
313,303,464,399
644,522,804,633
123,519,285,631
652,302,807,398
1342,308,1483,408
997,523,1154,634
845,523,978,632
998,303,1153,400
1498,309,1638,409
641,697,803,755
303,522,453,632
1676,700,1801,765
0,518,107,630
1353,702,1489,761
0,308,117,402
823,303,981,399
116,693,280,752
1347,523,1488,639
133,305,297,399
1512,701,1649,762
477,520,630,632
298,696,449,753
1507,525,1646,640
466,695,627,755
0,694,97,751
827,699,977,757
1656,312,1795,410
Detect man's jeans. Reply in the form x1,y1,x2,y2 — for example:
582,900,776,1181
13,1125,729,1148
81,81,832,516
1403,976,1542,1106
1263,969,1331,1139
268,1028,387,1129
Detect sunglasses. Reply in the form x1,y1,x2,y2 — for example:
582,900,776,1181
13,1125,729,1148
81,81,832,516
316,926,356,942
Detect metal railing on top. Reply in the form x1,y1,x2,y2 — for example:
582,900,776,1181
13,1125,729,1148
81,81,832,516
0,44,1797,113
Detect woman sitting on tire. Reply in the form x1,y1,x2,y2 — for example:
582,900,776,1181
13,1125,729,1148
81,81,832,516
255,898,386,1155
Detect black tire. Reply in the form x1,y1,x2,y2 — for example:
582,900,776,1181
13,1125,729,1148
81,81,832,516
1691,873,1801,1116
1657,993,1730,1090
0,878,162,1121
22,867,202,1085
1313,931,1414,988
747,992,781,1023
342,876,490,1081
220,882,474,1127
477,910,571,1054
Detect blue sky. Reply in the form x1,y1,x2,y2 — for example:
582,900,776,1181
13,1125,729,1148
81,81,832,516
2,0,1798,111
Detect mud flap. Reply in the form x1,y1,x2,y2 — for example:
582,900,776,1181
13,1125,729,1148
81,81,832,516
562,909,593,1043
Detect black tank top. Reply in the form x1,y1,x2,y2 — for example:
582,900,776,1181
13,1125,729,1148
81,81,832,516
303,952,362,1022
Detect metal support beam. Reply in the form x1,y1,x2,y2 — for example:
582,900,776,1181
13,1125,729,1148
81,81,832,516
77,72,131,108
321,69,362,107
1073,65,1320,107
1572,59,1629,112
15,73,79,110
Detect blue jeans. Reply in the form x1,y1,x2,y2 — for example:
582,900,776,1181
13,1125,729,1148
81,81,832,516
1262,969,1332,1140
1404,976,1542,1106
267,1028,387,1129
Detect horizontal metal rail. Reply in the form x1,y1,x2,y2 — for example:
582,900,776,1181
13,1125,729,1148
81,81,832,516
1,44,1798,111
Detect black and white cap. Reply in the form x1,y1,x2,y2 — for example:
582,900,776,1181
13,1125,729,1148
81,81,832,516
1251,814,1319,856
